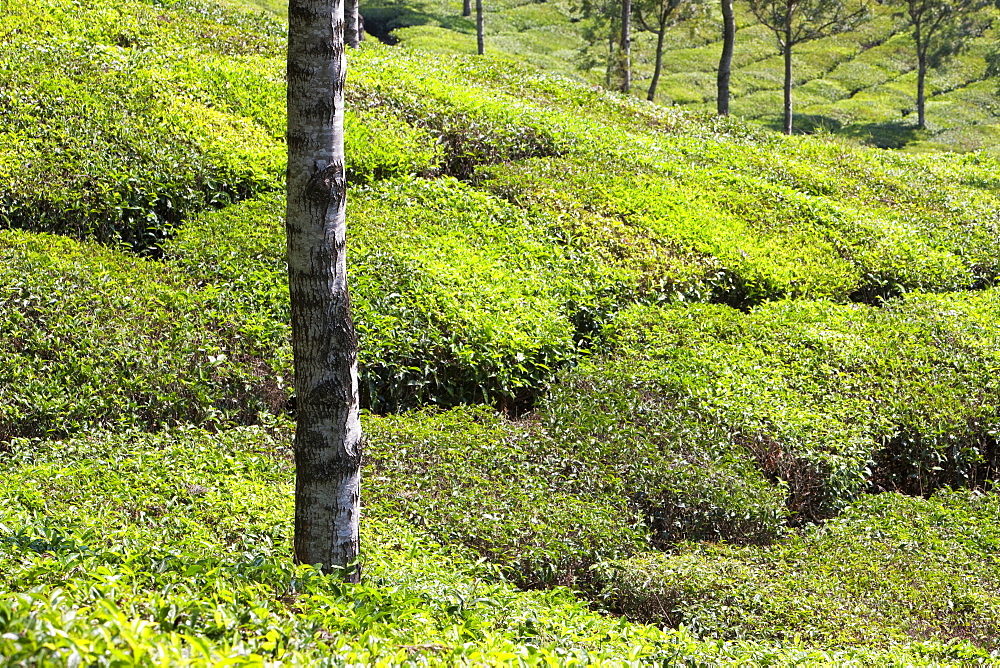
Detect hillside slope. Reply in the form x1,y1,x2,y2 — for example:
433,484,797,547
2,0,1000,663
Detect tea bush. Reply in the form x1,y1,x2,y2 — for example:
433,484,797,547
0,0,440,249
2,424,994,664
596,490,1000,649
0,425,679,665
573,292,1000,521
478,146,1000,305
165,182,585,412
365,403,784,589
0,229,289,440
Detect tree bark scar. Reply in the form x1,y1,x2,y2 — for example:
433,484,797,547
305,162,346,211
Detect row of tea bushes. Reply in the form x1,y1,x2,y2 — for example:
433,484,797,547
0,229,289,440
6,191,999,441
6,423,983,664
3,421,994,663
0,0,439,249
576,292,1000,521
595,490,1000,650
163,180,713,412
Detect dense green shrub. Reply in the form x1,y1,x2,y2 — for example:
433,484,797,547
3,424,987,664
366,407,649,588
0,0,286,249
574,293,1000,521
596,491,1000,650
164,179,711,412
165,182,579,412
0,425,683,665
0,1,441,249
5,0,1000,662
0,230,289,440
365,400,784,587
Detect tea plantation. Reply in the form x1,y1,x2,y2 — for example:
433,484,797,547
340,0,1000,152
2,0,1000,664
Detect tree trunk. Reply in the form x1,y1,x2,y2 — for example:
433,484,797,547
476,0,485,54
717,0,735,115
286,0,363,582
620,0,631,93
345,0,361,47
463,0,471,17
782,34,793,134
605,19,616,88
647,23,667,101
916,49,927,130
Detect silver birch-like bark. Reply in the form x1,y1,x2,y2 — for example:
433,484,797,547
287,0,363,581
345,0,362,47
619,0,632,92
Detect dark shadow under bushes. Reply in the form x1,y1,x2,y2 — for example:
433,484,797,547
841,121,924,149
871,426,1000,496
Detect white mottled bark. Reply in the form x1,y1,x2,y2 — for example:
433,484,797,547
345,0,361,47
287,0,362,581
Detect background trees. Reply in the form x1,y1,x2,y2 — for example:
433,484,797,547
286,0,363,580
635,0,710,101
748,0,870,133
895,0,990,129
578,0,625,88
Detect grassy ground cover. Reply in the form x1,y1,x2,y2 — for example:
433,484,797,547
4,0,1000,663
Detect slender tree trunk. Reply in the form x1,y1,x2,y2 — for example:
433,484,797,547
605,19,616,87
717,0,735,115
476,0,485,54
782,34,793,134
345,0,361,47
463,0,471,16
647,23,667,101
620,0,631,93
286,0,363,582
916,45,927,130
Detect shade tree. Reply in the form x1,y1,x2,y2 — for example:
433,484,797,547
748,0,870,133
892,0,991,129
635,0,711,101
286,0,364,580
